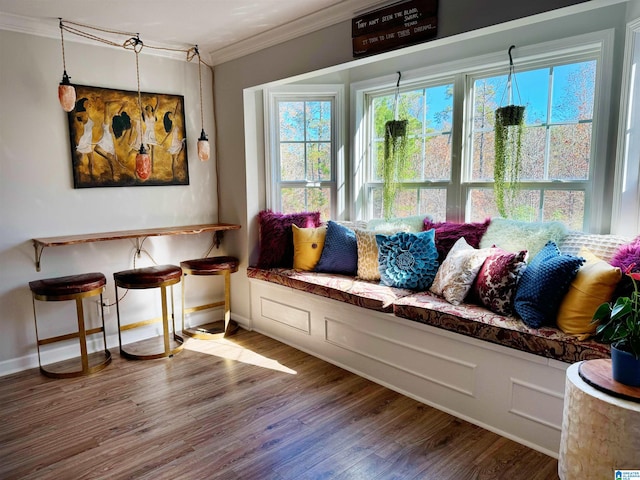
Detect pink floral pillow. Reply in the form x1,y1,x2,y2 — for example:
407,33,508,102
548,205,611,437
257,210,322,268
471,248,527,316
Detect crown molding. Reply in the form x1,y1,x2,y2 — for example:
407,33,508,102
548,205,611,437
0,11,192,61
201,0,392,65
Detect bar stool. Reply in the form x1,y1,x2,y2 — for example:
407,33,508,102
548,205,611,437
181,256,240,339
29,272,111,378
114,264,184,360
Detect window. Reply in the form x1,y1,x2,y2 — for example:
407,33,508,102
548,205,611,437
266,86,343,220
468,58,596,230
356,34,609,230
365,81,454,220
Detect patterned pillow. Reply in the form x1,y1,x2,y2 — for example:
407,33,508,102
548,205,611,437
292,224,327,271
430,237,494,305
315,221,358,275
257,210,321,268
424,218,491,262
556,248,622,340
471,248,527,316
513,241,584,328
480,218,567,259
558,231,631,262
375,230,439,290
354,228,395,280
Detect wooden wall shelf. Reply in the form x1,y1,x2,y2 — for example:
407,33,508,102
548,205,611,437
32,223,241,271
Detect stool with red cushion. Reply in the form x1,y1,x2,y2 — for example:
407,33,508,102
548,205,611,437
29,272,111,378
114,264,184,360
180,256,240,339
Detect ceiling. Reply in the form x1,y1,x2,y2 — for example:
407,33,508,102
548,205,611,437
0,0,388,64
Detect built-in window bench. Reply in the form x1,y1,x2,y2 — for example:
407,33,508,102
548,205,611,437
247,266,610,458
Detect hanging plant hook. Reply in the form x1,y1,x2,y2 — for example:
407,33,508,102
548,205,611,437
508,45,515,68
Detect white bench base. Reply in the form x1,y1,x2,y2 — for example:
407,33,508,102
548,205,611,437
249,278,568,458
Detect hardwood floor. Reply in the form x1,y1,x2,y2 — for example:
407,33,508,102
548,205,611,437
0,329,559,479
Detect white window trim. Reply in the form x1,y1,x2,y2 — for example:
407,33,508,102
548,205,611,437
612,17,640,236
264,84,345,218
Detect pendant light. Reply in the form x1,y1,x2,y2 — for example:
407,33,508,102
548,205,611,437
58,19,76,112
131,36,151,180
195,45,210,161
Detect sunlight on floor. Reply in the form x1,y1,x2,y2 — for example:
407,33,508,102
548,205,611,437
184,337,297,374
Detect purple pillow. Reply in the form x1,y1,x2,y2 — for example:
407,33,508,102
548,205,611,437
424,218,491,262
257,210,321,268
610,236,640,272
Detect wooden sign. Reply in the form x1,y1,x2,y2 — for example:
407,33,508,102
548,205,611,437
352,0,438,57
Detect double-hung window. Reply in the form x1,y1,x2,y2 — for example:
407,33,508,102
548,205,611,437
265,86,343,221
363,80,455,221
356,34,608,230
467,55,597,230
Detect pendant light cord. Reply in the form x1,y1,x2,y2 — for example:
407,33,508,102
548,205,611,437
196,46,205,134
132,35,145,153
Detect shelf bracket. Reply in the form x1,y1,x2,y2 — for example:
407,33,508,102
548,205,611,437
33,241,45,272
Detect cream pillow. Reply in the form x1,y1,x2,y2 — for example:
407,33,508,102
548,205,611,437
556,247,622,340
430,237,494,305
292,224,327,271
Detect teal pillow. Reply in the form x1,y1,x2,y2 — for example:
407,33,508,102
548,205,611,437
514,241,584,328
375,230,439,290
315,221,358,275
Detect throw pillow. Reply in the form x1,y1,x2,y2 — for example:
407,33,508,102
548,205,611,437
609,235,640,273
558,231,630,263
292,224,327,271
471,248,527,316
513,241,584,328
424,218,491,262
429,237,494,305
480,218,567,259
375,230,439,290
556,248,622,340
315,221,358,275
368,215,430,233
354,228,395,281
257,210,321,268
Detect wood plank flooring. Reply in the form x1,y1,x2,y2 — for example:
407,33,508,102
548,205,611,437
0,329,559,479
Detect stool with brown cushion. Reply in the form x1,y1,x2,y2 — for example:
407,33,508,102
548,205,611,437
114,264,184,360
181,256,240,339
29,272,111,378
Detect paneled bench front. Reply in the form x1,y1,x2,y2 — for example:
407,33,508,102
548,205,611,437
247,267,609,458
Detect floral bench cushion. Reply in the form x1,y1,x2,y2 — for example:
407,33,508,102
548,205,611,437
393,291,610,363
248,267,610,363
247,267,415,312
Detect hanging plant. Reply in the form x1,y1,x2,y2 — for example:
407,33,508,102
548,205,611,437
382,118,409,220
494,46,525,218
494,105,524,217
381,72,412,220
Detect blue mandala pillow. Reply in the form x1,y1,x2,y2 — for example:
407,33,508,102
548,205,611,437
514,241,584,328
375,230,439,290
315,221,358,275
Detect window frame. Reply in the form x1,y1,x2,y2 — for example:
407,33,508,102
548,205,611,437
265,84,344,219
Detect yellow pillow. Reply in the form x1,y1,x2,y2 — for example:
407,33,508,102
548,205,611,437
292,224,326,271
556,248,622,340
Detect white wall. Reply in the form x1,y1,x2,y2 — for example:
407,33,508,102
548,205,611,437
0,29,230,374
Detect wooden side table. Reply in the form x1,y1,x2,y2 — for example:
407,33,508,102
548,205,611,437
558,361,640,479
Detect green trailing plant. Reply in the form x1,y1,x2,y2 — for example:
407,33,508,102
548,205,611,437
382,119,409,220
494,104,524,218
